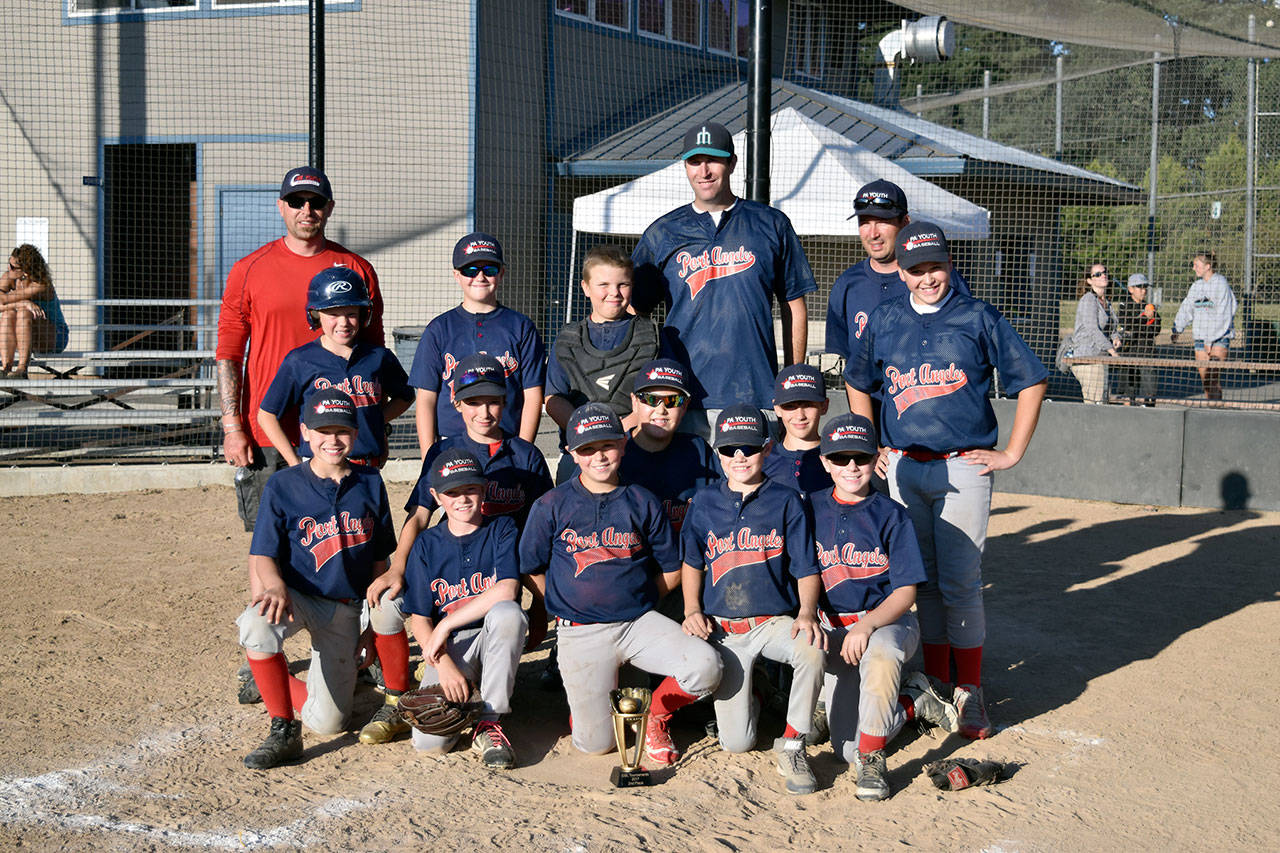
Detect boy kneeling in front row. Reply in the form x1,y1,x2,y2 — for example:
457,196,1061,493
237,389,397,769
813,413,959,801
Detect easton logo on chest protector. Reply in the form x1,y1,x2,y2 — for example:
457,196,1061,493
705,528,784,585
885,362,968,415
298,512,376,572
559,527,643,576
676,246,756,300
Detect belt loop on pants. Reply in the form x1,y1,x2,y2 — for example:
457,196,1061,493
715,615,777,634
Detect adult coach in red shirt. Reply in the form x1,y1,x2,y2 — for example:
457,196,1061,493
216,166,385,531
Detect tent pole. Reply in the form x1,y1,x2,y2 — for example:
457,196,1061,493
564,232,577,326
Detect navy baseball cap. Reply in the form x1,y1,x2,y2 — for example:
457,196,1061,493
280,166,333,201
302,389,357,431
451,353,507,401
429,448,488,493
773,364,825,405
820,413,877,457
453,232,504,269
680,122,734,159
897,220,951,269
713,404,770,449
848,179,907,221
633,358,690,395
566,402,625,452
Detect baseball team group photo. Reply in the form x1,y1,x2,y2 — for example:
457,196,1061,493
2,2,1279,849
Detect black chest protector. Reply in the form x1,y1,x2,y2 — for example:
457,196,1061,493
553,316,659,415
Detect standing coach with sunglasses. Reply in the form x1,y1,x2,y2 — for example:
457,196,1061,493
217,166,385,533
827,181,970,415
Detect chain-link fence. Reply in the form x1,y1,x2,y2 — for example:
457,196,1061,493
1,1,1276,464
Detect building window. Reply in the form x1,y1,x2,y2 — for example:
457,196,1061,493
787,1,825,79
708,0,748,58
556,0,631,32
639,0,700,48
67,0,358,20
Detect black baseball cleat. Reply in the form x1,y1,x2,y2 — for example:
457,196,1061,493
244,717,303,769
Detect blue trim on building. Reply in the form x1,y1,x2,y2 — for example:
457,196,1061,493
64,0,360,26
896,157,968,176
556,159,669,177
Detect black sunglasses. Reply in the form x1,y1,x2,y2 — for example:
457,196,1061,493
284,194,327,210
459,263,501,278
854,197,900,212
826,452,875,467
1088,269,1109,279
636,391,687,409
717,445,762,458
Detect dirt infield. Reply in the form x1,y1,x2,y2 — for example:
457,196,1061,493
1,484,1276,851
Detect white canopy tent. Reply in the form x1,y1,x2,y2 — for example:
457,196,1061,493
567,108,989,321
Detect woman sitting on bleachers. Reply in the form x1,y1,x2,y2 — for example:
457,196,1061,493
0,244,69,379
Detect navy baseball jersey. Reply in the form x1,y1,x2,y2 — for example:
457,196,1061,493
519,478,678,624
810,489,926,616
844,293,1048,452
681,479,819,619
408,304,547,439
762,445,830,497
632,200,816,409
402,514,520,632
259,340,412,460
406,432,553,531
826,259,971,359
250,463,396,600
561,432,722,533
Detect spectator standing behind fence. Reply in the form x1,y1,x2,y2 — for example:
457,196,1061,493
1115,273,1161,406
1172,251,1236,402
0,244,69,379
1071,263,1121,404
216,167,385,533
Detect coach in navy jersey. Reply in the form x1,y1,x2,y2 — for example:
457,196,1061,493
633,121,816,436
827,181,970,410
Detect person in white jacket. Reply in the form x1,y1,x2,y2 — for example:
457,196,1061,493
1173,251,1236,401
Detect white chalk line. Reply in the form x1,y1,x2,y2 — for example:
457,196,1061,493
0,726,371,849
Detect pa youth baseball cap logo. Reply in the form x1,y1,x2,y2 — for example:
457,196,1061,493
302,389,358,430
565,402,625,451
897,221,951,267
452,231,504,268
633,358,690,394
576,415,613,434
773,364,824,404
430,449,487,492
820,413,877,456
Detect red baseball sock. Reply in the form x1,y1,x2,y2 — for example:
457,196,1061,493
923,642,951,684
374,630,411,693
898,694,915,721
248,654,295,721
783,724,801,739
650,677,698,718
288,675,308,713
953,645,983,689
858,733,887,753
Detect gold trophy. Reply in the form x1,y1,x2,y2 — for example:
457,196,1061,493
609,687,653,787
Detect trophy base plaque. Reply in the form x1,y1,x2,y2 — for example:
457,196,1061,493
610,765,652,788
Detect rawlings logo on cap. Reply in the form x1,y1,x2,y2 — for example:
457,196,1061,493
329,281,352,293
575,415,614,434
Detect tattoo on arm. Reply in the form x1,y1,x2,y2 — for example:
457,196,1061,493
216,359,243,422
